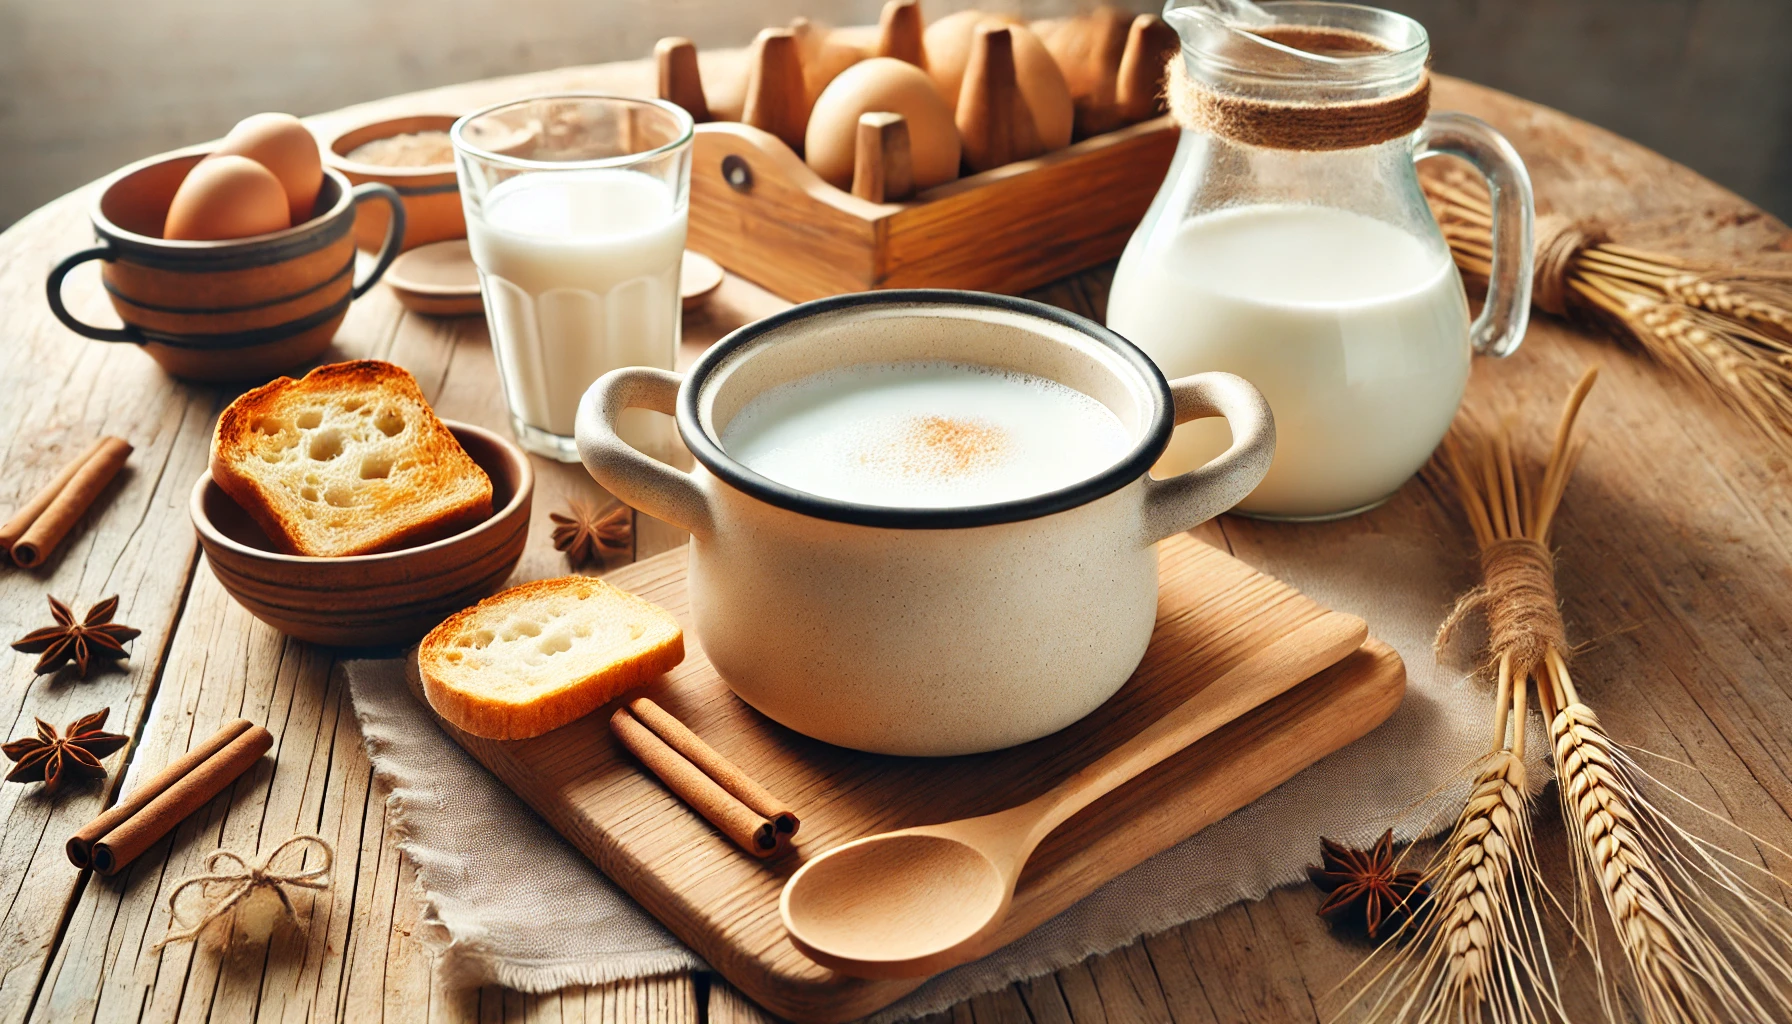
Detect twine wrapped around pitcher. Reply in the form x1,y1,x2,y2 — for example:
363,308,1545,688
1163,33,1429,150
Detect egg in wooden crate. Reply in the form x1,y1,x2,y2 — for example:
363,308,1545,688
805,58,960,191
924,11,1073,151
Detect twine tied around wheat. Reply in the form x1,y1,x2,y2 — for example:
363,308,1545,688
154,834,333,949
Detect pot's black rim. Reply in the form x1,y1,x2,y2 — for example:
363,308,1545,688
676,289,1173,530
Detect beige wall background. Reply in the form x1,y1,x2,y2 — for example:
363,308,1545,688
2,0,1787,230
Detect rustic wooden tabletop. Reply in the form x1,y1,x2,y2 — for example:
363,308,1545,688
2,53,1789,1024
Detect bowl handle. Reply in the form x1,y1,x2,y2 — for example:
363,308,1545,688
349,182,407,298
1139,372,1275,545
576,366,714,538
46,244,142,343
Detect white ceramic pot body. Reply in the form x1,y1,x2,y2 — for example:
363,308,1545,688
576,291,1274,756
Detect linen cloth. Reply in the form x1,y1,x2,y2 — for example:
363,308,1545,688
346,529,1546,1020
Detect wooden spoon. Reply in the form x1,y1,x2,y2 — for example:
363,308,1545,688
779,610,1369,979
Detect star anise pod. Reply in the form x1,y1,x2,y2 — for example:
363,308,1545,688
1308,829,1429,941
11,595,140,678
3,708,129,793
550,500,631,568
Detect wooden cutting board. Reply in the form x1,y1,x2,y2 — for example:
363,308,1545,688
411,533,1406,1022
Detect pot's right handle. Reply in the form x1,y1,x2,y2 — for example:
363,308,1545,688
1140,372,1275,545
576,366,713,537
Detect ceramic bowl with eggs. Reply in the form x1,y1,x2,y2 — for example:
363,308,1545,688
323,114,465,253
46,118,406,383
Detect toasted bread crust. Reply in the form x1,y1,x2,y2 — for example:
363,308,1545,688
418,577,686,741
211,360,492,556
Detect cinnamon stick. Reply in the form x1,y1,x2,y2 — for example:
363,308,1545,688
610,700,798,857
627,698,798,836
68,718,273,875
4,436,132,568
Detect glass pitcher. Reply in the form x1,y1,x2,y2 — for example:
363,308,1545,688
1107,0,1533,520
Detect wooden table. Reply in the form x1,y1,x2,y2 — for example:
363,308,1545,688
3,54,1790,1024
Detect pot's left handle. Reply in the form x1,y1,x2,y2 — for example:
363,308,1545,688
1139,372,1275,544
349,182,406,298
46,244,142,343
576,367,714,537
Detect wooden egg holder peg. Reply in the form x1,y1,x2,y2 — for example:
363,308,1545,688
656,1,1181,302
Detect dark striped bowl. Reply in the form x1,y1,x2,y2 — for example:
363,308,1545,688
190,421,532,649
324,115,464,253
47,148,405,383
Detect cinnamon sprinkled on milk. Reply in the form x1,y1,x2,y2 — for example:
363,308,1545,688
872,415,1011,477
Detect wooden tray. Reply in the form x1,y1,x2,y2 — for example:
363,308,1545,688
657,12,1184,302
686,117,1178,302
414,534,1406,1022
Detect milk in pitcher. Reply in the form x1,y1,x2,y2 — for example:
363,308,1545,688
1109,204,1471,518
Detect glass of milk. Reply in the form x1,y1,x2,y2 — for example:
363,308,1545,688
453,95,693,462
1108,0,1535,521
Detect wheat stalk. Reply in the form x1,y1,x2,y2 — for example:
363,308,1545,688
1543,659,1792,1024
1420,165,1792,456
1346,368,1792,1022
1342,748,1563,1024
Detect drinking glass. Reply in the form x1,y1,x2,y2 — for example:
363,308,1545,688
453,94,694,462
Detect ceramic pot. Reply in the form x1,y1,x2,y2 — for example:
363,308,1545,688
577,291,1274,756
46,148,404,383
324,114,465,253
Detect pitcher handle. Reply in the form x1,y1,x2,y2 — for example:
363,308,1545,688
1140,372,1275,545
576,367,714,538
1416,111,1534,358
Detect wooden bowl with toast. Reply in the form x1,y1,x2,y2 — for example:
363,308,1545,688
191,418,532,648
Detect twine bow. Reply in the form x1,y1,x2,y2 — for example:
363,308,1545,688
154,834,333,949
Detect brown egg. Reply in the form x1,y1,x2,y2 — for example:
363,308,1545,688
1034,7,1133,136
924,12,1074,151
214,112,323,223
163,155,292,241
791,17,871,108
805,57,961,192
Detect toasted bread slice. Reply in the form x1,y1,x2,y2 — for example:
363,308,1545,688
211,360,492,557
419,577,685,740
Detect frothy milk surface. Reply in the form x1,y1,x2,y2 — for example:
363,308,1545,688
1109,203,1469,517
467,169,685,454
720,361,1132,508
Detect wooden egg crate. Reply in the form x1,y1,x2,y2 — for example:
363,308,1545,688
656,1,1181,302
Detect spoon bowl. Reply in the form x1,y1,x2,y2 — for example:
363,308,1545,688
779,611,1369,979
782,832,1009,973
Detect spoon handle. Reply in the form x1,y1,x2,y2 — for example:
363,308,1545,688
1023,611,1368,843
